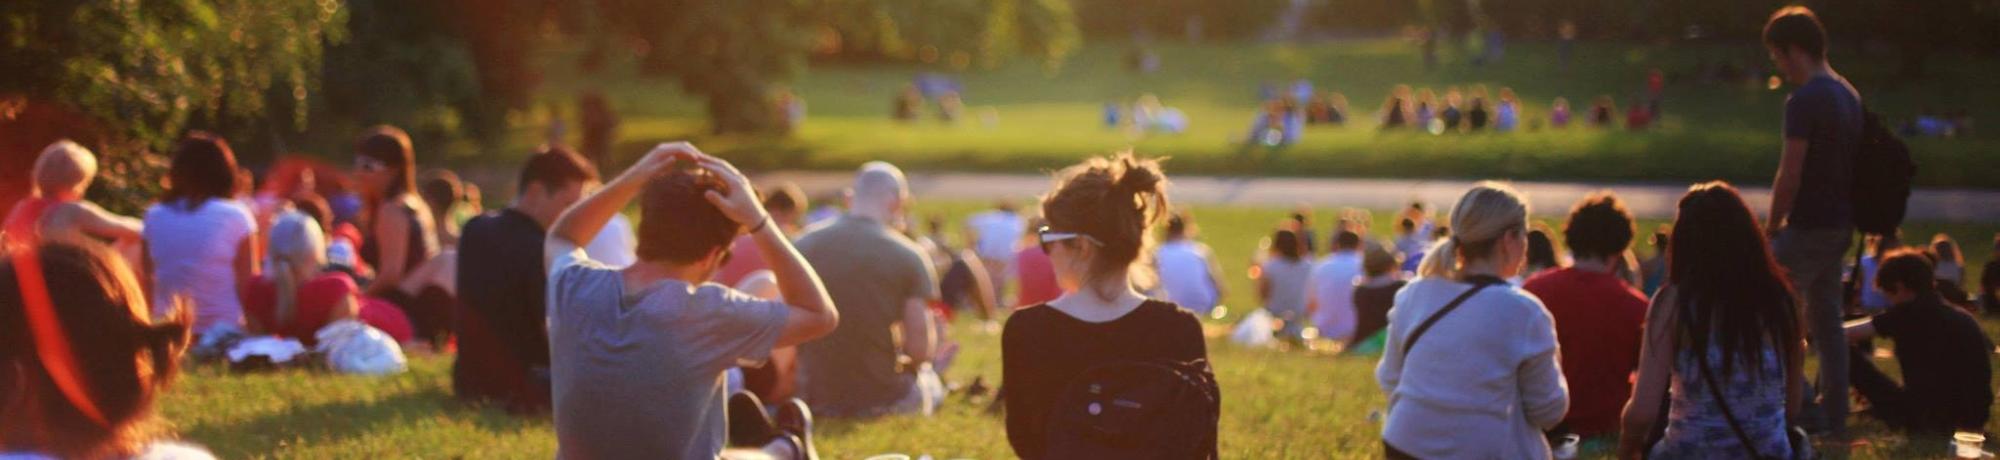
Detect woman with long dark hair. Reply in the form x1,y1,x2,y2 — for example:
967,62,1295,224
1619,182,1807,459
350,126,449,343
141,133,259,334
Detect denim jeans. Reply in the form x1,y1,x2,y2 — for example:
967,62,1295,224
1772,226,1854,435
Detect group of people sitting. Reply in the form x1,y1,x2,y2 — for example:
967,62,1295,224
2,131,1995,459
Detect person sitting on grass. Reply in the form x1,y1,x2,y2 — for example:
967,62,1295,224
1002,153,1211,459
1155,212,1226,317
544,143,837,459
1258,228,1314,343
795,162,947,418
1308,229,1366,344
1347,240,1406,354
1842,248,1994,435
1,240,214,459
1377,182,1567,459
453,146,598,414
243,211,414,346
1523,192,1648,440
2,140,144,251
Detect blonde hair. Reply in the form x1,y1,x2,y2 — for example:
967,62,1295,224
34,140,98,198
1418,182,1529,279
265,211,327,327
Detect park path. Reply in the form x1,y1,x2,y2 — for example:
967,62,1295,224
756,171,2000,224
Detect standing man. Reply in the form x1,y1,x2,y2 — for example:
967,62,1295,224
1762,6,1863,437
452,146,596,413
795,162,946,417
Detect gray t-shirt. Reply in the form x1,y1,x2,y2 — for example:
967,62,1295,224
793,215,938,417
546,247,789,459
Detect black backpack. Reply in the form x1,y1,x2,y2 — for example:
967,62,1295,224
1850,109,1915,235
1044,359,1221,459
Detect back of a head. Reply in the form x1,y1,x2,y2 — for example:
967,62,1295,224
850,162,909,215
1270,229,1301,261
164,132,239,211
1763,6,1827,61
1166,213,1190,239
267,211,328,270
1668,182,1797,363
418,169,464,214
1362,240,1400,277
1417,182,1527,279
761,182,807,215
1929,234,1963,265
1875,248,1936,297
1332,228,1362,252
637,169,741,264
1040,152,1169,298
1526,228,1558,269
290,194,335,235
517,146,599,196
356,125,416,195
0,240,186,457
34,140,97,198
1563,192,1635,262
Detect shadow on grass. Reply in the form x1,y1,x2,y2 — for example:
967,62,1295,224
180,385,545,457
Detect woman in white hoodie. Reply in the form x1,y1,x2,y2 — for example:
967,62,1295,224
1376,182,1569,458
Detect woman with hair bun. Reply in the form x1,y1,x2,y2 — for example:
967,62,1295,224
1001,153,1213,459
1376,182,1568,459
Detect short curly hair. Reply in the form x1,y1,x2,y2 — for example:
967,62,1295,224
1562,191,1635,261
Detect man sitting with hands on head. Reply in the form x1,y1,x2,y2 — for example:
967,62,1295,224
1842,248,1994,435
544,142,838,460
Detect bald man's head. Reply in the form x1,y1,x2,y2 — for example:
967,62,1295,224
34,140,97,198
848,161,909,220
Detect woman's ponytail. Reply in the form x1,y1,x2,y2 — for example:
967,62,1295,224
1419,182,1528,280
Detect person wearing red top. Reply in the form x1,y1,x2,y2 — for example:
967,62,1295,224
1012,221,1061,308
1523,191,1647,438
243,211,414,345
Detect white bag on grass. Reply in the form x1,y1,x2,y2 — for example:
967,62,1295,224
314,319,407,375
1230,309,1277,348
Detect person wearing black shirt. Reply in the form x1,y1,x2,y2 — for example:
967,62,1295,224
452,146,598,413
1982,234,2000,316
1001,153,1212,459
1843,249,1995,434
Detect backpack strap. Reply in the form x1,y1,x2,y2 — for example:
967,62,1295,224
1680,301,1779,460
1400,278,1501,362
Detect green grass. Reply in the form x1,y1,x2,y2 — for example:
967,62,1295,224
157,200,2000,458
490,40,2000,189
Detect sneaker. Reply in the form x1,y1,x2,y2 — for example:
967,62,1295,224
776,399,818,460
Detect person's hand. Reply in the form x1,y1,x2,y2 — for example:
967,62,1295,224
625,142,702,180
695,155,769,228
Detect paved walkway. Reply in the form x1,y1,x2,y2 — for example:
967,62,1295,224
757,171,2000,224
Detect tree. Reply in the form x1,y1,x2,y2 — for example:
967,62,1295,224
0,0,345,214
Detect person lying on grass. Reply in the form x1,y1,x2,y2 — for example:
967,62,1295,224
543,143,838,459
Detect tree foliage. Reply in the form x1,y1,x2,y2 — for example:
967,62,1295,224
0,0,345,213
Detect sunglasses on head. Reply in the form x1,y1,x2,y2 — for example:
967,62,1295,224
1037,226,1102,254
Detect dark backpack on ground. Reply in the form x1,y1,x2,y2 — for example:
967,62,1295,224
1850,109,1915,235
1044,359,1221,459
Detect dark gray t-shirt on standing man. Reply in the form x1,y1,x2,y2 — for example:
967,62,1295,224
1783,74,1863,230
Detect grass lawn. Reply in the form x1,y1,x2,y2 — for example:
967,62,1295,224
493,40,2000,189
158,200,2000,458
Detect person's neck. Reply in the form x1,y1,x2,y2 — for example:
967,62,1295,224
1460,259,1506,280
624,259,710,288
509,202,553,229
848,207,894,225
1052,276,1146,321
1571,257,1617,274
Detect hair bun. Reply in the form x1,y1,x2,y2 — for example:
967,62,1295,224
1112,156,1164,197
